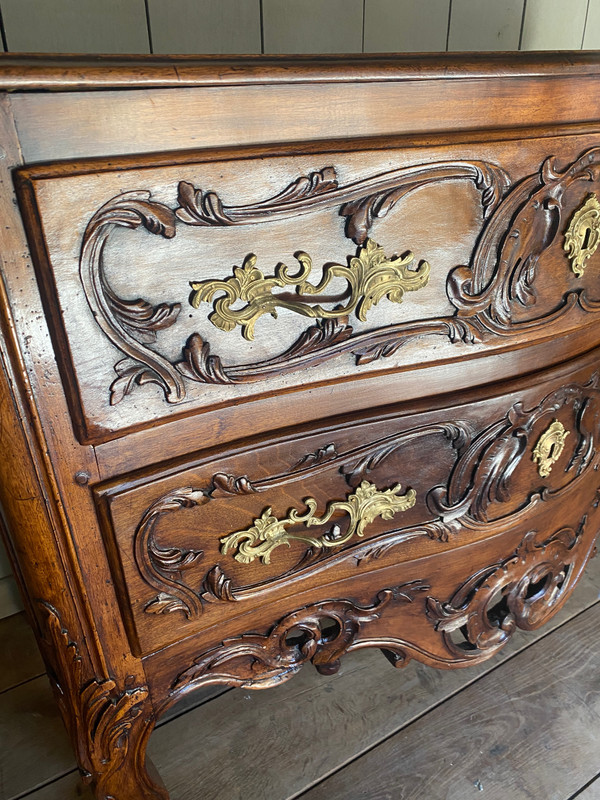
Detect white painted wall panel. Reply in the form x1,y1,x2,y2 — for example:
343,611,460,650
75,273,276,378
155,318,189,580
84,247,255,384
1,0,150,53
521,0,588,50
364,0,450,53
448,0,524,51
148,0,261,55
583,0,600,48
263,0,363,54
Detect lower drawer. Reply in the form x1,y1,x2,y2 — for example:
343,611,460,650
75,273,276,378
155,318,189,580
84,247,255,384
96,348,600,657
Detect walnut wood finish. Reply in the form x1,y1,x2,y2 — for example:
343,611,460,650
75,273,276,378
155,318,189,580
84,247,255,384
0,53,600,800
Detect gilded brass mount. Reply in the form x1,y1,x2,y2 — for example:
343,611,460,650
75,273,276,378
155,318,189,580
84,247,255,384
564,193,600,277
532,419,569,478
189,238,430,341
220,480,416,565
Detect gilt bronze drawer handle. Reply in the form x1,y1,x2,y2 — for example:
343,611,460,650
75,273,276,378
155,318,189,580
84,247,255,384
564,193,600,277
189,238,430,341
220,479,416,565
532,419,569,478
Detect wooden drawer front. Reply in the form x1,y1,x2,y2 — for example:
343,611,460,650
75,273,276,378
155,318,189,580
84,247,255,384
17,131,600,443
97,350,600,657
151,495,600,700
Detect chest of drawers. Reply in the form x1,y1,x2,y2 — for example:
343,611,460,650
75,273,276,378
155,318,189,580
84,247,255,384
1,53,600,799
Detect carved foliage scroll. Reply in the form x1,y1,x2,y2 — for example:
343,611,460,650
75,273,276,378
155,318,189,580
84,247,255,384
134,486,236,619
134,373,600,619
80,160,509,405
169,508,599,704
78,147,600,407
171,580,430,696
79,192,184,406
38,602,167,800
426,521,597,660
448,148,600,334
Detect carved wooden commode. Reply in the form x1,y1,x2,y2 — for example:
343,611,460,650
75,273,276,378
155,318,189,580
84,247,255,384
1,53,600,799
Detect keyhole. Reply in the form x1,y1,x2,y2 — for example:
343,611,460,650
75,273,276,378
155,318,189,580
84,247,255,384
548,443,556,459
582,226,592,251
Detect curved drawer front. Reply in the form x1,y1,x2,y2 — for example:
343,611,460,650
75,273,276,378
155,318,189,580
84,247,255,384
97,348,600,656
16,130,600,443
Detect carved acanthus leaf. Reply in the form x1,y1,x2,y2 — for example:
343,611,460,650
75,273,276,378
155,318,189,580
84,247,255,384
428,379,600,524
175,317,354,386
133,373,600,619
171,581,428,695
82,150,600,406
342,422,472,488
201,565,237,603
80,190,185,405
176,334,233,384
135,488,211,619
38,603,166,799
292,443,338,471
175,168,339,226
105,286,180,345
341,160,510,244
426,520,597,659
448,147,600,333
211,472,259,497
144,592,192,616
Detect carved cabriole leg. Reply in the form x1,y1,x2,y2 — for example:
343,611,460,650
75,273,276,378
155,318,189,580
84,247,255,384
0,100,169,800
0,274,166,799
0,336,166,799
39,602,167,800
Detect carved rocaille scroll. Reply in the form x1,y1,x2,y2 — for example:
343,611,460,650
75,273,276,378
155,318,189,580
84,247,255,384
133,487,231,619
427,520,597,660
39,603,167,800
80,159,507,404
134,373,600,620
79,147,600,407
170,580,430,696
168,509,599,705
80,192,184,406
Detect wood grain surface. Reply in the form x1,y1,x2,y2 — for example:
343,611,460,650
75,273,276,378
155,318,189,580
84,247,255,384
2,555,599,800
1,54,600,800
300,602,600,800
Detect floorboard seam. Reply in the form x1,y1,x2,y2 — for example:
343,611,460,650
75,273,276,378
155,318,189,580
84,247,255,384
8,767,78,800
7,687,235,799
289,595,600,800
7,593,600,800
0,671,45,697
567,770,600,799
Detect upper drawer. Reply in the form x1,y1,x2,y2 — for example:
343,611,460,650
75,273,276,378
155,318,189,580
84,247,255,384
16,130,600,443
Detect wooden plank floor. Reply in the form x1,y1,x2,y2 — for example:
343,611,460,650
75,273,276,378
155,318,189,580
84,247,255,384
1,556,600,800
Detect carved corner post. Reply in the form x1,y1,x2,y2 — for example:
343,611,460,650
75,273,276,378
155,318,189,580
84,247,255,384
0,96,166,800
0,309,167,800
38,603,167,800
0,335,167,799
